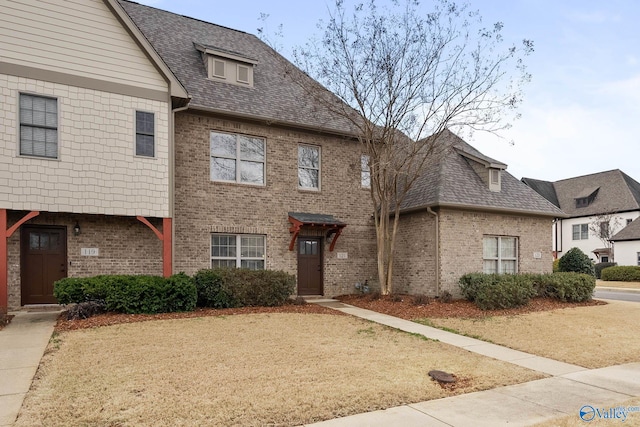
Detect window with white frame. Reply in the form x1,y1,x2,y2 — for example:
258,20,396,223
483,236,518,274
637,252,640,266
135,111,155,157
211,234,265,269
210,131,265,184
19,93,58,158
361,154,371,188
298,144,320,189
572,224,589,240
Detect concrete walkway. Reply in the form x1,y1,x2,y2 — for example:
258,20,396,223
305,299,640,426
0,311,59,427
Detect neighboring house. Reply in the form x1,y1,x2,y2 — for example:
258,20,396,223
523,170,640,263
610,218,640,266
393,130,564,296
0,0,189,311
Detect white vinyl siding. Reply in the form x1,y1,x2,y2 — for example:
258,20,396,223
0,0,167,91
483,236,518,274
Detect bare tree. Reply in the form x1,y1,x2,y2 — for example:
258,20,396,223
588,212,623,260
283,0,532,294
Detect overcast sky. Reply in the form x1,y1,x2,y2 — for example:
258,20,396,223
137,0,640,182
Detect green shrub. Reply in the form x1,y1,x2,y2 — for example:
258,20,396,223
193,269,237,308
543,272,595,302
53,274,197,314
552,259,560,273
601,266,640,282
594,262,617,279
458,273,535,310
558,248,595,276
193,268,295,308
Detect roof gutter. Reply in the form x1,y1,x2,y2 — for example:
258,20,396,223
399,202,569,219
187,104,362,140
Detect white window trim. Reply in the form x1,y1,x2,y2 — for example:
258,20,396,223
17,92,60,160
298,144,321,191
483,236,518,274
210,131,266,185
572,223,589,240
134,109,156,158
211,234,266,269
212,59,226,79
237,64,250,84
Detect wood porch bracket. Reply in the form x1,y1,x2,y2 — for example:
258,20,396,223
136,216,172,278
287,213,346,252
1,209,40,314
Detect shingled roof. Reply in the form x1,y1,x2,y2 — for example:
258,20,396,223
523,169,640,218
119,0,359,136
611,217,640,241
399,130,565,217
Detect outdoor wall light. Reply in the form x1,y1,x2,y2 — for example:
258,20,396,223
73,222,81,236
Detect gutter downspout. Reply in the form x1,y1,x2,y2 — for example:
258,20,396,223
427,207,440,296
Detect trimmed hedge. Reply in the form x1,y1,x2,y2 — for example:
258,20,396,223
459,272,596,309
53,273,197,314
558,247,595,276
601,266,640,282
194,268,295,308
594,262,617,279
459,273,535,310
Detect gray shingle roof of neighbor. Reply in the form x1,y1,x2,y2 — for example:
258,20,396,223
523,169,640,218
118,0,360,136
611,217,640,241
399,130,565,217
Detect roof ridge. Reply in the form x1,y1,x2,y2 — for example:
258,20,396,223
119,0,253,36
553,168,622,183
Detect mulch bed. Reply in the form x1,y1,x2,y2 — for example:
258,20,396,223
53,294,606,332
336,294,606,320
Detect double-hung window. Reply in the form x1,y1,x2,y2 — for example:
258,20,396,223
298,144,320,189
211,234,265,269
361,154,371,188
19,94,58,158
572,224,589,240
483,236,518,274
210,131,265,184
135,111,155,157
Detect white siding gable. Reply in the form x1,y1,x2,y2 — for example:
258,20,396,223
0,0,167,92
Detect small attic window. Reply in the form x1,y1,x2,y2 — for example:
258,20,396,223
575,187,599,208
489,168,501,192
237,64,250,84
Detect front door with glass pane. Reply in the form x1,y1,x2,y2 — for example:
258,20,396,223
297,238,323,295
21,226,67,305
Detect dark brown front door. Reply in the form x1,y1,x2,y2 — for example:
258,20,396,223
21,226,67,305
297,237,323,295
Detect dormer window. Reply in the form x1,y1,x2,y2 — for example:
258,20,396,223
575,187,599,208
195,43,257,87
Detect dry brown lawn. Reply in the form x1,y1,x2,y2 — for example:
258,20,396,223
597,279,640,289
16,313,542,427
427,300,640,369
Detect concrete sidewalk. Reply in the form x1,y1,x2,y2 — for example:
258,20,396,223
306,299,640,426
0,311,59,427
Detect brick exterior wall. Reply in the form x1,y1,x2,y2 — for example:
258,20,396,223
438,208,554,296
173,112,378,297
6,211,163,309
393,211,438,295
393,208,554,297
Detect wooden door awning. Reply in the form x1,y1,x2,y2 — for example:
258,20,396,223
288,212,347,252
